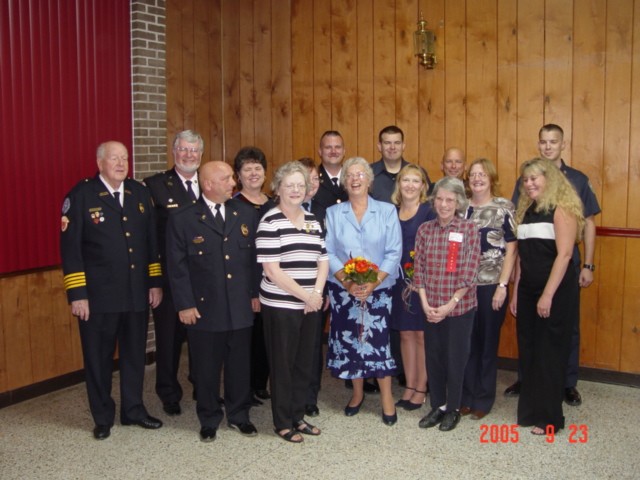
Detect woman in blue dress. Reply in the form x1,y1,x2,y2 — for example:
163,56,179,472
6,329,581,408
390,164,435,410
325,157,402,426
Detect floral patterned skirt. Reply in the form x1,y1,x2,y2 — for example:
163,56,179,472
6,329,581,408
326,282,397,380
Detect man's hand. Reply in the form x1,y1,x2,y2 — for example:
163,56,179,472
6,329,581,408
178,307,201,325
71,299,90,321
149,288,163,308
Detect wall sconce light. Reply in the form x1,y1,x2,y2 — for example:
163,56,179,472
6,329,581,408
414,12,436,69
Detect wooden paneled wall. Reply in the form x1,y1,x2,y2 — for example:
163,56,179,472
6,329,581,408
3,0,639,397
165,0,640,374
0,269,83,393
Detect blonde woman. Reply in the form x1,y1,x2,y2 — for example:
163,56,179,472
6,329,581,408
390,165,435,410
510,158,585,436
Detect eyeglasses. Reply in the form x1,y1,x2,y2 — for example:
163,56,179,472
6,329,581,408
345,172,367,180
468,172,488,179
175,147,202,155
282,183,306,192
309,176,320,184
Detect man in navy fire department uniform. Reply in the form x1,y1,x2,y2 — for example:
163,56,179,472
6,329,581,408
166,160,260,442
60,141,164,440
143,129,203,416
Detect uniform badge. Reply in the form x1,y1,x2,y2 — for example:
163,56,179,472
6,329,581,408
99,191,109,197
89,208,105,224
139,203,145,213
241,224,249,237
61,216,70,232
193,236,205,244
61,197,71,215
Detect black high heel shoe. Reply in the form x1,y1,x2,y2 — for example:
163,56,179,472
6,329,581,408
344,396,365,416
403,389,427,411
382,409,398,426
395,387,415,408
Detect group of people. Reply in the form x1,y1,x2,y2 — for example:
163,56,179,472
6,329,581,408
60,123,598,442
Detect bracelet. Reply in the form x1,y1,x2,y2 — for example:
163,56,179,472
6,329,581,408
313,289,322,295
452,296,460,303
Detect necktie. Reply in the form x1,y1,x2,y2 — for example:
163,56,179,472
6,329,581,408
214,204,224,229
331,177,339,188
302,202,310,212
185,180,197,202
113,191,122,209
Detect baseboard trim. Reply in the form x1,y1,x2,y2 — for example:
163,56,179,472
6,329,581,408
0,351,156,409
497,357,640,388
2,354,637,409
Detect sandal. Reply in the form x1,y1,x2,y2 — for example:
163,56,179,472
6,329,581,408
295,420,321,436
531,426,546,436
275,428,304,443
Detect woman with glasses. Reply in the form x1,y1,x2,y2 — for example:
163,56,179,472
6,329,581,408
414,177,481,432
256,161,328,443
460,159,517,421
325,157,402,426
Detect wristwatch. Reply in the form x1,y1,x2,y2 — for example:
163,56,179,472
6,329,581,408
498,283,507,288
582,264,595,272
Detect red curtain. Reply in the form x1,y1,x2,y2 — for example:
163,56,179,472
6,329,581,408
0,0,132,273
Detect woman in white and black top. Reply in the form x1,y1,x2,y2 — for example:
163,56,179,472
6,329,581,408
256,161,328,443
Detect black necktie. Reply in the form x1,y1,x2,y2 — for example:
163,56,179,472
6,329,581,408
113,191,122,209
331,177,339,188
302,202,310,212
185,180,197,202
214,204,224,229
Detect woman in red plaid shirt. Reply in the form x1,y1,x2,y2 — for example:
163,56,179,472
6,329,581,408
414,177,481,432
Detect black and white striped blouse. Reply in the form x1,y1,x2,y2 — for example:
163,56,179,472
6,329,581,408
256,207,328,310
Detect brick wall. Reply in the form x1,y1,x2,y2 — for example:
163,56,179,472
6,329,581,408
131,0,167,182
130,0,167,352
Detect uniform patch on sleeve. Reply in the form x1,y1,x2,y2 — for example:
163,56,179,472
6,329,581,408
61,216,70,232
62,197,71,214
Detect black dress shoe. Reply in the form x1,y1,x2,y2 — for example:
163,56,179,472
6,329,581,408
121,415,163,429
344,397,364,416
419,408,445,429
163,402,182,416
504,381,521,396
254,389,271,400
363,380,380,393
439,411,461,431
305,404,320,417
93,425,111,440
345,379,380,393
200,427,217,442
228,422,258,436
382,410,397,426
564,387,582,406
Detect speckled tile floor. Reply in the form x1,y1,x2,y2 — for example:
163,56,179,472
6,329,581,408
1,354,639,480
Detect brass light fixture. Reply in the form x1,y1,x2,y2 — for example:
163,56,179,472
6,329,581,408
414,12,436,69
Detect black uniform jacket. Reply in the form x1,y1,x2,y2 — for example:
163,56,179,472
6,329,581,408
313,164,348,210
143,168,199,270
60,176,162,313
166,197,259,333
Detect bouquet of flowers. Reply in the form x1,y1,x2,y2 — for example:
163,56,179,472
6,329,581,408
343,256,379,284
402,251,415,312
343,256,379,342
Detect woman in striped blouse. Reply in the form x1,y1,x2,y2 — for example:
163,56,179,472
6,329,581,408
256,161,329,444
